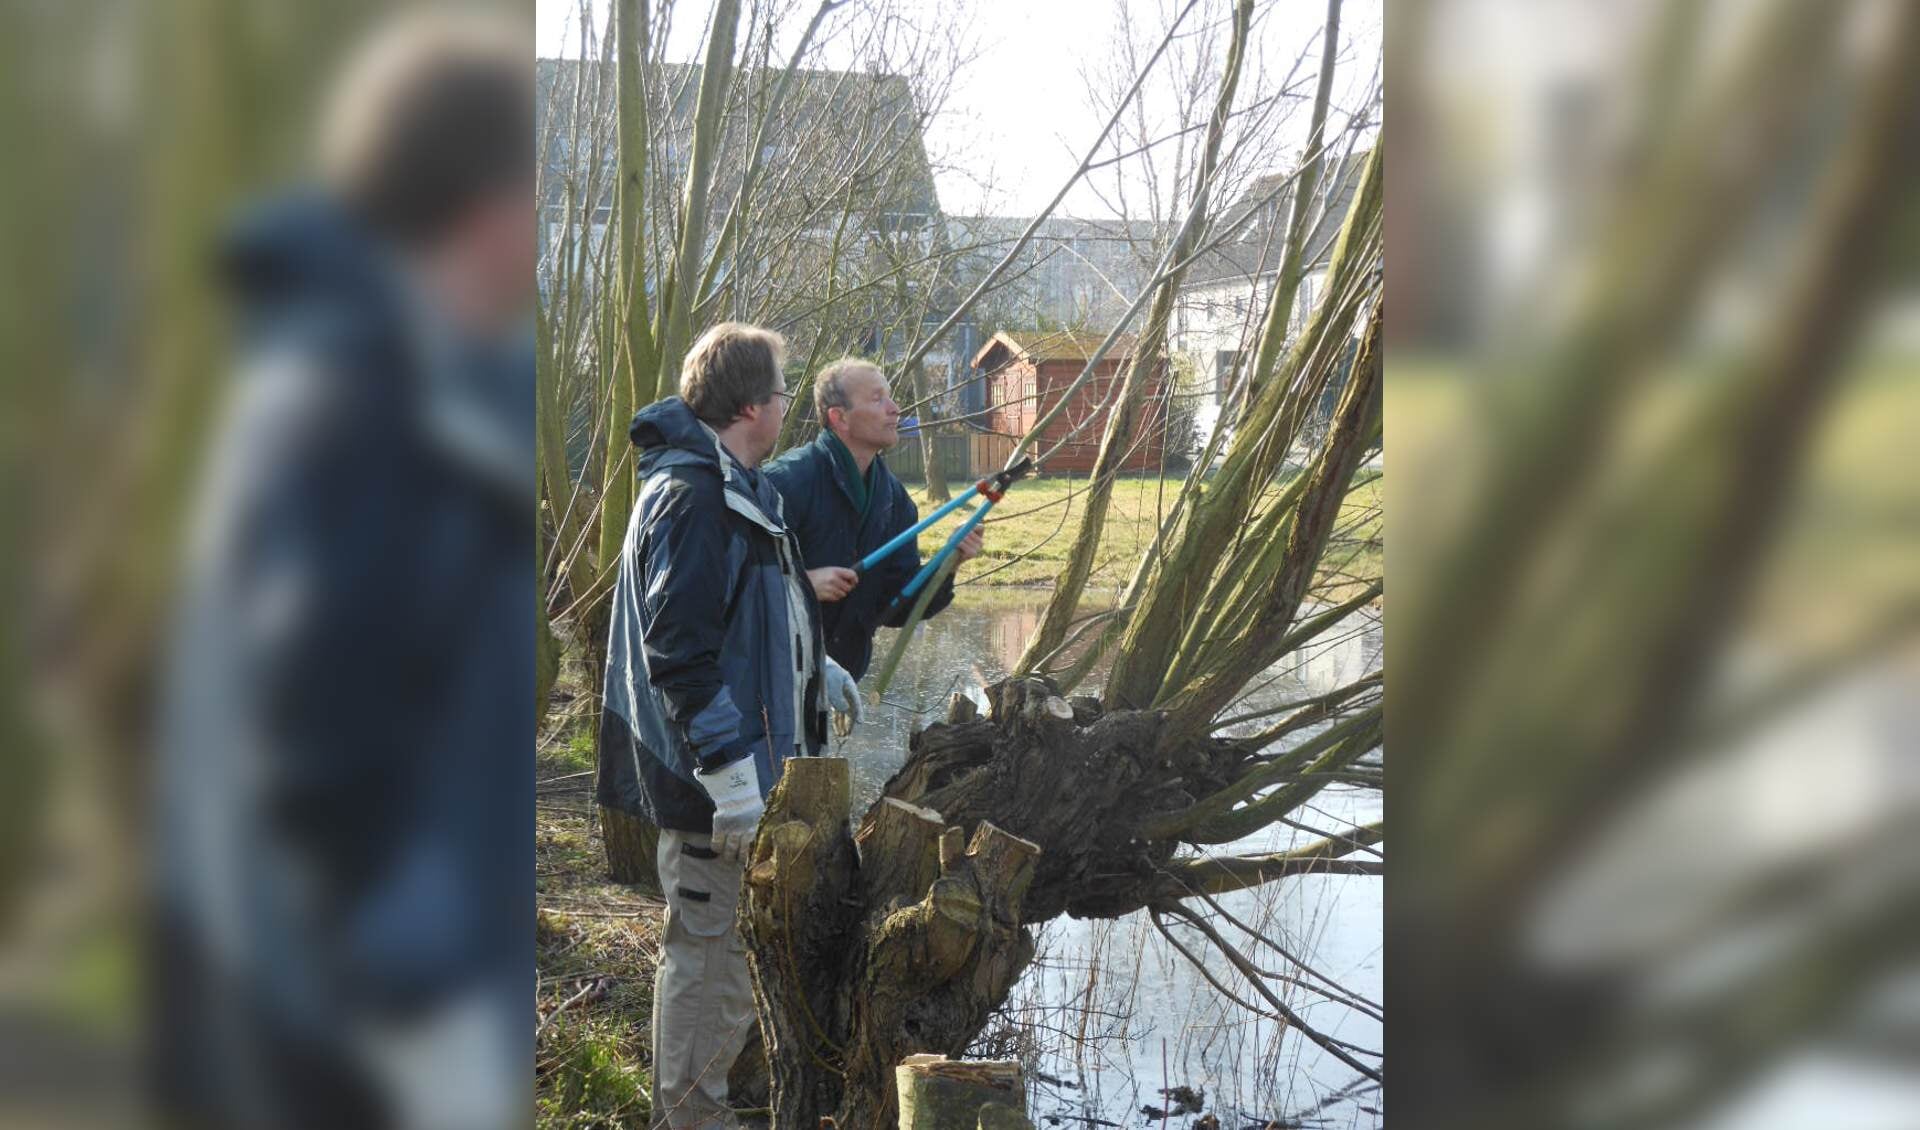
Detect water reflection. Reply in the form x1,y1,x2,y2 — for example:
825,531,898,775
841,591,1384,1129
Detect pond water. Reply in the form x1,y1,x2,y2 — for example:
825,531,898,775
835,590,1384,1130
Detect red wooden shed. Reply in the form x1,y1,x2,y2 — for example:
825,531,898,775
969,330,1170,474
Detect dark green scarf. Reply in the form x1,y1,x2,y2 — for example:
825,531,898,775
824,430,874,520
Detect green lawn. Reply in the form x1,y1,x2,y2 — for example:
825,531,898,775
903,472,1384,600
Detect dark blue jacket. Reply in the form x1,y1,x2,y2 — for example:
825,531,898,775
763,433,955,679
155,193,532,1127
597,398,828,834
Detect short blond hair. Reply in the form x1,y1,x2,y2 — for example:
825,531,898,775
814,358,885,428
680,323,788,427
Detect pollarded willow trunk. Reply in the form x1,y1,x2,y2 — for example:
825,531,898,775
598,805,659,889
743,678,1266,1129
740,756,1037,1130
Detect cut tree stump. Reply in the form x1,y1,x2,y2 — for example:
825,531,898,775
977,1103,1035,1130
743,759,1041,1130
742,679,1252,1129
896,1055,1028,1130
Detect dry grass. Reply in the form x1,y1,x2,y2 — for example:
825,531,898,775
536,661,661,1129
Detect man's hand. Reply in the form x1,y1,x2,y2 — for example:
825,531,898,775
694,757,765,861
807,566,859,602
955,527,985,564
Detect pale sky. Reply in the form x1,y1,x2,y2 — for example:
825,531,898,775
536,0,1382,220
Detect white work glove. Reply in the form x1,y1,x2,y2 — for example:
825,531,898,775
359,989,519,1130
694,755,764,861
824,656,865,737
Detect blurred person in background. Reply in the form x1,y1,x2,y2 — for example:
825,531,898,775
151,9,534,1129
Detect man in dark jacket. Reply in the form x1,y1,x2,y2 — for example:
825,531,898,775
155,13,533,1129
764,358,983,682
598,322,858,1130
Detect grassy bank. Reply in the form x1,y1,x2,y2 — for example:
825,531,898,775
536,676,659,1128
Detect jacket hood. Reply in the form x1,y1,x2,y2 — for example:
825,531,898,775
221,192,398,326
630,398,729,475
631,398,795,540
221,191,536,505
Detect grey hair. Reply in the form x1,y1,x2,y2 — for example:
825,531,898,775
813,358,884,428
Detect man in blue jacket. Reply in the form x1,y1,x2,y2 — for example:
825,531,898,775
155,13,534,1128
764,359,983,682
598,322,860,1130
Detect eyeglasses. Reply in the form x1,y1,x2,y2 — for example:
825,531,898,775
771,389,794,406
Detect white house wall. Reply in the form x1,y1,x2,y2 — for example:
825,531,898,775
1173,268,1327,446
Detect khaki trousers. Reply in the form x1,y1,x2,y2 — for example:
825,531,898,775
650,830,755,1130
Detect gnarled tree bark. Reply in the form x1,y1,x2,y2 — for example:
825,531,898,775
742,677,1339,1129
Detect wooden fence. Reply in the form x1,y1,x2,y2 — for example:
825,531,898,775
969,431,1016,476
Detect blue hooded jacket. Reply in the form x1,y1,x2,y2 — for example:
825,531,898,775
597,398,828,833
154,193,533,1126
763,433,955,679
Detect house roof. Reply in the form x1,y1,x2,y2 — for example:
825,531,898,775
972,330,1139,369
1178,148,1372,290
